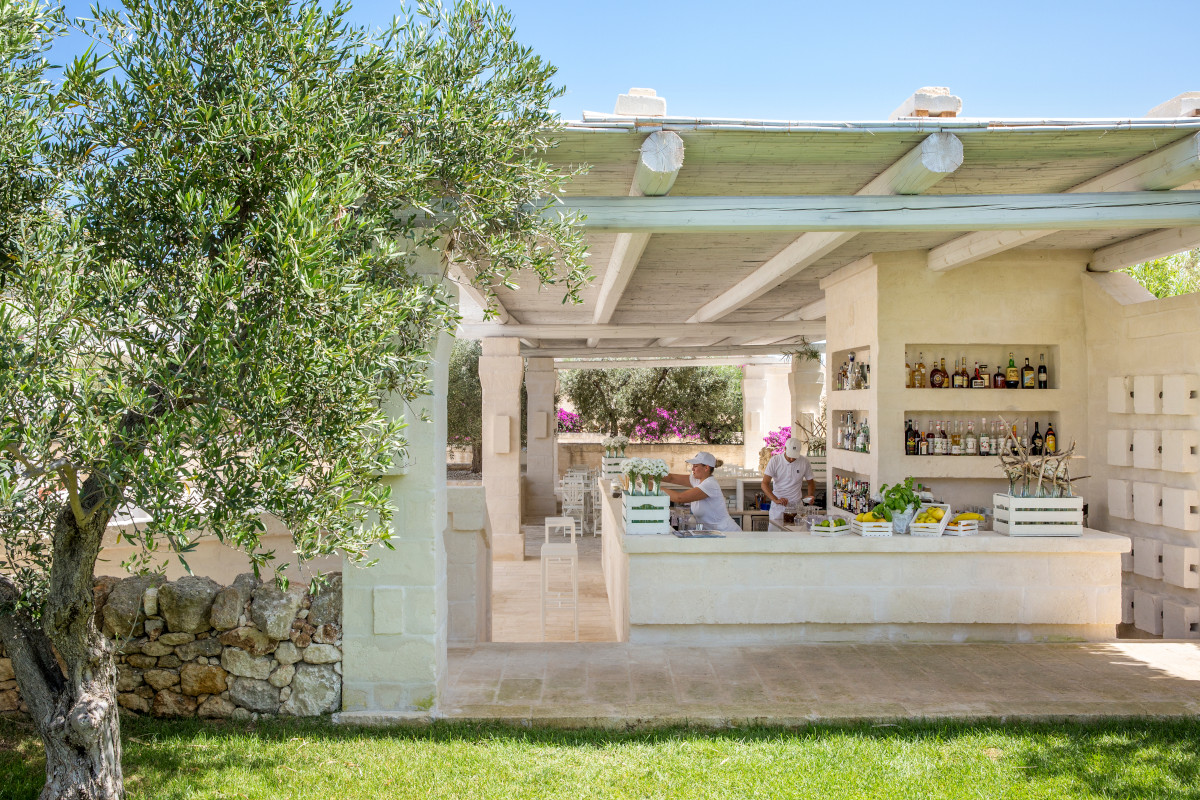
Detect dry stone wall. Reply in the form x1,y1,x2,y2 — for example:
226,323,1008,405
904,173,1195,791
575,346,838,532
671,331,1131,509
0,572,343,720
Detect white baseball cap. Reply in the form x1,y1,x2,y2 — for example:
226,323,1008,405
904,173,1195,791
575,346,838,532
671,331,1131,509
784,438,803,458
685,451,717,468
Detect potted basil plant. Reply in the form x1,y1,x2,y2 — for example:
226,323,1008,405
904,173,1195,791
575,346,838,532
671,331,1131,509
873,478,922,534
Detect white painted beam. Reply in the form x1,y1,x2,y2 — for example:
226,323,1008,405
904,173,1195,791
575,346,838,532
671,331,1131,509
461,321,825,340
776,298,827,321
523,343,822,359
929,132,1200,271
587,131,685,346
1089,226,1200,272
448,263,514,324
664,134,962,328
555,355,797,370
554,191,1200,234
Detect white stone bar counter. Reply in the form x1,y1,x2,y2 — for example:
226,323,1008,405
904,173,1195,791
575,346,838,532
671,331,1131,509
598,483,1129,645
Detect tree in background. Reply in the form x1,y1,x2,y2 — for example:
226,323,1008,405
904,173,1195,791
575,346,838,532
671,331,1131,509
1122,249,1200,298
447,340,484,473
559,366,743,444
0,0,585,795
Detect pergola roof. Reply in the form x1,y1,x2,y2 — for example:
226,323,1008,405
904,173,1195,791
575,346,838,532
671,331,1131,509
460,91,1200,362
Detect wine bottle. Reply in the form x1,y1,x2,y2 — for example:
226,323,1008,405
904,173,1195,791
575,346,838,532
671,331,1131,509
905,419,917,455
1005,352,1019,389
1045,422,1057,454
1021,357,1036,389
1037,353,1048,389
1030,421,1043,455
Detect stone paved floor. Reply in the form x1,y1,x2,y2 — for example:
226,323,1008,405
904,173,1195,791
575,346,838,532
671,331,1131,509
441,641,1200,724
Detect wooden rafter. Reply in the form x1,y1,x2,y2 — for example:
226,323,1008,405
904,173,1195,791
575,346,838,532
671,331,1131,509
461,321,825,341
1089,226,1200,272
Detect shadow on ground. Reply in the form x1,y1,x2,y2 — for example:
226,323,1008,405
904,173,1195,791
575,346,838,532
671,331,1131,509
3,715,1200,800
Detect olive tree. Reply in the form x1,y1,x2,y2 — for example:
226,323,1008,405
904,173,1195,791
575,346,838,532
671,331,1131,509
0,0,586,796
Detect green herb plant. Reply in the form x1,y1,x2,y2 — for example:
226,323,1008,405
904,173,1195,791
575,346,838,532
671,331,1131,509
873,478,921,521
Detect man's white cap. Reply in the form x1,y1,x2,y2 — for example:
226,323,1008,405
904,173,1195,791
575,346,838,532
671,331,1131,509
784,438,803,458
685,451,717,468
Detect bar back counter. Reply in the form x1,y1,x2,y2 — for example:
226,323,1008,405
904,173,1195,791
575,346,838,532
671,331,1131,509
598,482,1128,644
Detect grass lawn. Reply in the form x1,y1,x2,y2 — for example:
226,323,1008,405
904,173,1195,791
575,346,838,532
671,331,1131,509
3,716,1200,799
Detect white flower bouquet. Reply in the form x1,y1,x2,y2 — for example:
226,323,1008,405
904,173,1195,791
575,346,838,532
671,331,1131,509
620,457,669,495
602,434,630,457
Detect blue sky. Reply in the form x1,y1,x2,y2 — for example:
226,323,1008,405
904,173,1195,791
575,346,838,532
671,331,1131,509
56,0,1196,121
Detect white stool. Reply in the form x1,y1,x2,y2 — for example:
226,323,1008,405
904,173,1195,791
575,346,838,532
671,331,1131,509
540,517,578,642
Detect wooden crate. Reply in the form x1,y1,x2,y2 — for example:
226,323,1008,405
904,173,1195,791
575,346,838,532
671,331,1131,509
602,457,627,479
623,494,671,535
909,503,951,537
852,519,893,537
993,493,1083,537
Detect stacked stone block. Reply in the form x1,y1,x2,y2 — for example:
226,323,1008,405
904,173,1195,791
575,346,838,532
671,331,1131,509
0,572,342,720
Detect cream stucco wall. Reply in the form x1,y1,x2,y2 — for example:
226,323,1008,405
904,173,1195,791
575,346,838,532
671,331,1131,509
1084,277,1200,639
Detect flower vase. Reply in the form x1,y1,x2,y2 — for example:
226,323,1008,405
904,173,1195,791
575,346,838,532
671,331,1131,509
605,447,612,458
618,447,626,458
633,475,645,496
648,477,660,496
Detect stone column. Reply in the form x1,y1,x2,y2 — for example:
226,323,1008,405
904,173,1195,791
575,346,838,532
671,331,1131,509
340,251,452,717
479,338,524,561
790,355,826,444
742,363,793,469
523,358,558,518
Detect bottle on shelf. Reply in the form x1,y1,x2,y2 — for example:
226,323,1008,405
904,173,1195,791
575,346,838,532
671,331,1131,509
993,362,1006,389
915,352,927,388
1030,421,1043,455
918,424,930,455
1005,352,1019,389
978,417,991,456
1021,357,1036,389
847,352,857,390
906,358,912,389
905,419,918,456
950,420,963,456
930,357,948,389
959,356,970,388
938,420,949,455
951,357,966,389
972,362,987,389
1037,353,1049,389
1045,421,1057,454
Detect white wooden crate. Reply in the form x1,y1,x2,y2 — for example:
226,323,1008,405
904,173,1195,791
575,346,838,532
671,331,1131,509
944,519,979,536
852,519,893,537
993,493,1083,537
909,503,951,537
602,457,627,479
623,494,671,535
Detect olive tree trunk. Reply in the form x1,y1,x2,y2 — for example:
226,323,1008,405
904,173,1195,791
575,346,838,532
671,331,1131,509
0,502,123,799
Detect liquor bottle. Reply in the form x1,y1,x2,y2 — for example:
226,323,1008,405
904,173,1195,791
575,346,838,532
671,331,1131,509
905,419,917,455
847,352,857,390
993,362,1006,389
1030,421,1043,455
959,355,970,388
862,363,870,390
1020,418,1030,450
965,420,977,455
916,352,927,388
1005,352,1019,389
978,417,991,456
950,358,964,389
930,358,948,389
860,417,870,452
1045,421,1057,454
1037,353,1048,389
1021,357,1036,389
906,358,912,389
950,420,962,456
919,425,930,455
972,362,987,389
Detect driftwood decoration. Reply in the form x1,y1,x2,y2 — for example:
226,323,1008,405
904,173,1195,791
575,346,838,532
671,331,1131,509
996,416,1088,498
993,417,1089,496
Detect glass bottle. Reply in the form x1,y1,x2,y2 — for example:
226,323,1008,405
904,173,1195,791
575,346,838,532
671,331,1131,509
1037,353,1049,389
930,358,948,389
847,352,857,390
919,424,930,455
972,362,986,389
905,419,917,455
1021,357,1036,389
950,420,963,456
906,358,912,389
1005,352,1019,389
916,352,927,388
1045,421,1057,454
1030,421,1043,455
993,362,1006,389
959,355,971,388
978,417,991,456
965,420,977,455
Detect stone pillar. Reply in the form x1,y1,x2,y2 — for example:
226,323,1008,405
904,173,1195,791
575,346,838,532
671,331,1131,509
790,355,826,445
524,358,557,518
340,251,452,717
479,338,524,561
742,363,793,469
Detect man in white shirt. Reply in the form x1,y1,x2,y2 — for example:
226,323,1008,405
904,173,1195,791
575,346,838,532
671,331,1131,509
762,437,816,524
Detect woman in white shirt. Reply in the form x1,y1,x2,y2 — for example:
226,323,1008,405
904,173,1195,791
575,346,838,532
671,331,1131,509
662,451,741,532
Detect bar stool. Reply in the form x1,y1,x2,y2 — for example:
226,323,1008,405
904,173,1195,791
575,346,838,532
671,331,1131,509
541,517,579,641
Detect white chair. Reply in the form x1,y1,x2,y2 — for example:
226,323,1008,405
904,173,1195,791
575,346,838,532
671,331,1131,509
541,517,579,641
561,479,588,535
589,480,605,537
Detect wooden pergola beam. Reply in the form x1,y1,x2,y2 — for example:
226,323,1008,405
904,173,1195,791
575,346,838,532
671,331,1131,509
928,131,1200,272
681,133,962,326
461,321,826,341
548,191,1200,234
1089,226,1200,272
448,263,515,324
776,298,827,321
521,343,816,359
587,131,684,347
555,355,800,370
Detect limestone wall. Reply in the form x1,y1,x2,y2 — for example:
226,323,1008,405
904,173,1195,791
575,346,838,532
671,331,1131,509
1084,276,1200,639
557,443,747,479
446,486,491,646
0,573,342,719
